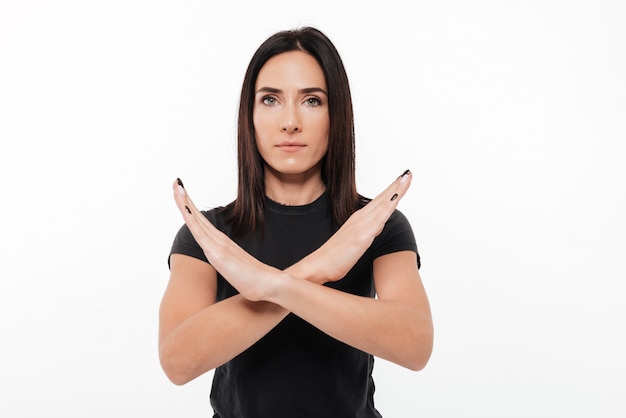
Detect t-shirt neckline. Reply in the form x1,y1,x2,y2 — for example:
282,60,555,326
265,191,328,215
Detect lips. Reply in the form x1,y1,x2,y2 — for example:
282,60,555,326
276,141,306,152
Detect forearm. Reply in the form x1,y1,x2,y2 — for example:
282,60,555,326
162,172,423,382
268,276,433,370
160,294,287,385
160,264,315,385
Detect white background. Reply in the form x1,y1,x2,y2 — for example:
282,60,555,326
1,1,625,416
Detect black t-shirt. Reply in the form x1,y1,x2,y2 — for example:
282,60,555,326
169,192,419,418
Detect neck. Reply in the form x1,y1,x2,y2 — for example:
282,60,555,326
264,166,326,206
266,184,326,206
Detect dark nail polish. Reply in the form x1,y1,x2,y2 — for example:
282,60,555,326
401,169,410,177
185,205,192,214
390,193,398,201
177,178,184,188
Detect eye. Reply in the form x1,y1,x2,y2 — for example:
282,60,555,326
304,97,322,107
262,96,277,106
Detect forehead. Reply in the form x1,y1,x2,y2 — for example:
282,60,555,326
256,51,326,90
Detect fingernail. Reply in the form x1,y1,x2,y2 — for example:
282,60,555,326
185,205,192,214
176,178,186,196
390,193,398,201
399,169,410,184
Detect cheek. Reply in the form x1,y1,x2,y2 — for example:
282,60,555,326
253,109,276,137
252,110,261,134
252,114,267,144
320,140,330,157
319,119,330,150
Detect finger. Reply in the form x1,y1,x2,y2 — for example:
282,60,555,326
172,178,201,222
172,179,219,241
389,169,412,201
367,169,412,211
357,170,412,230
172,178,201,213
171,179,272,295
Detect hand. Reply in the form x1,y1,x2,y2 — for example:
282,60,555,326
286,169,413,284
172,179,282,302
172,169,412,297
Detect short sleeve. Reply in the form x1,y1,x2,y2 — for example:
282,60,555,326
168,208,229,268
168,222,209,269
370,209,420,269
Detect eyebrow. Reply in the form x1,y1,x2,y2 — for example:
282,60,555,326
256,86,328,96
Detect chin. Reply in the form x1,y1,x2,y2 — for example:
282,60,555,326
267,162,320,177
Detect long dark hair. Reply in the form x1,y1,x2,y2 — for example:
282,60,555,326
222,27,361,236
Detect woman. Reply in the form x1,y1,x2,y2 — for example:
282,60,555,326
159,27,433,417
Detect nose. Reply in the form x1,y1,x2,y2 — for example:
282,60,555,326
280,106,301,133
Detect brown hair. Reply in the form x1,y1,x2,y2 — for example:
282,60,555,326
222,27,362,236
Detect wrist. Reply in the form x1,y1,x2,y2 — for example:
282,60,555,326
285,262,328,285
264,272,294,305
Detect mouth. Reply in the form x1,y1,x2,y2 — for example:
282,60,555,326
276,141,306,152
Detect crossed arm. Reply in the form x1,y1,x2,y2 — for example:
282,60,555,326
158,171,434,385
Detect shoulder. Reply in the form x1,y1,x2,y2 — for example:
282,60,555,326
370,208,420,267
173,206,225,238
381,208,415,239
169,206,227,266
387,208,412,227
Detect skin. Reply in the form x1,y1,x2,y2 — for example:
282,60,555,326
159,51,434,386
254,51,330,205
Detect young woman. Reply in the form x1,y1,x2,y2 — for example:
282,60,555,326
159,27,433,417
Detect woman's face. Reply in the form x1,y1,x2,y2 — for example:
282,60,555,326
253,51,330,178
